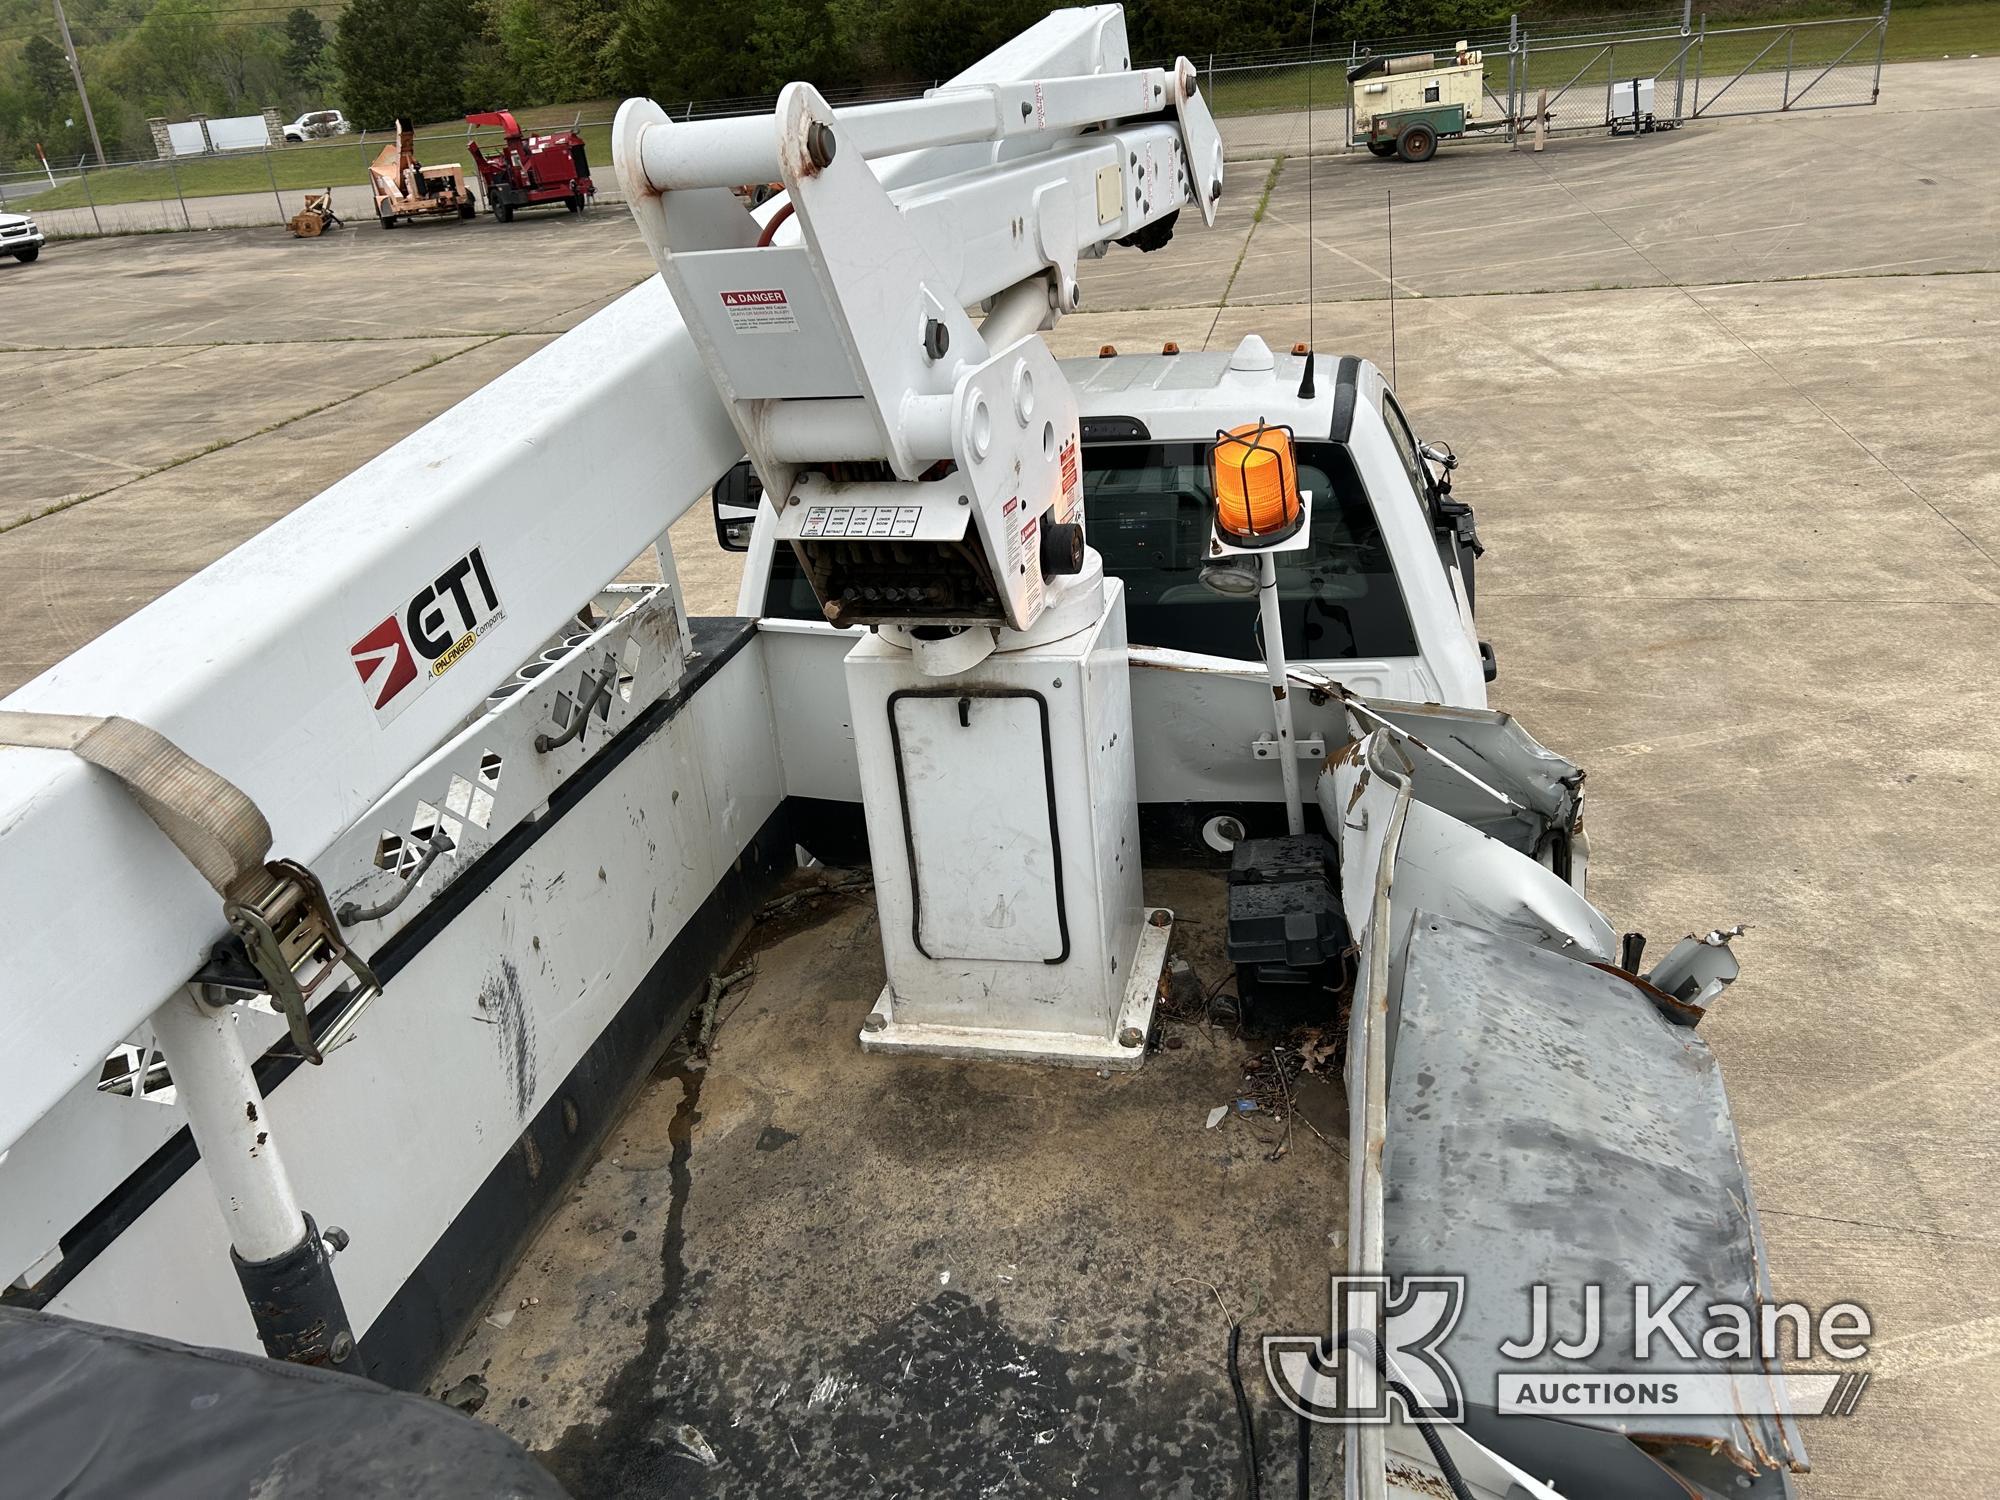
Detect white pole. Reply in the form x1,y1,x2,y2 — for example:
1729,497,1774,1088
150,988,308,1263
1258,551,1305,835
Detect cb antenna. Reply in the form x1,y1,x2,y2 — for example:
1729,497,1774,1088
1298,0,1320,400
1386,187,1398,388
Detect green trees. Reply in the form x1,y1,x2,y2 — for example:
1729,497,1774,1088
21,35,70,113
0,0,1523,171
481,0,618,106
333,0,485,127
284,7,333,95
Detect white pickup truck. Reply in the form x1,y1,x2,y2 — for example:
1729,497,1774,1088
730,337,1491,704
0,210,44,263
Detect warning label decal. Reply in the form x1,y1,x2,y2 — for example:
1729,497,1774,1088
720,288,799,335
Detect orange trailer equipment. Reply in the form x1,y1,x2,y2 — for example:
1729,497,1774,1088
367,120,476,228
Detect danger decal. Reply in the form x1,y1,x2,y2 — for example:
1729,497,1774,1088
720,288,799,334
351,544,506,724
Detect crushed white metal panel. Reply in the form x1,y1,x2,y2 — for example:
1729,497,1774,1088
1385,912,1803,1495
1339,695,1585,841
1321,713,1606,989
1329,711,1799,1498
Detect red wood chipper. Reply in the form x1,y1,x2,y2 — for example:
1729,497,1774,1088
464,112,595,222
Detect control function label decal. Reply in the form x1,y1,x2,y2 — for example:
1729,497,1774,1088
351,544,506,725
800,505,922,539
720,288,799,335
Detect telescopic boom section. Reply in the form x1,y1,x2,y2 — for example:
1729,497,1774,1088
613,54,1224,633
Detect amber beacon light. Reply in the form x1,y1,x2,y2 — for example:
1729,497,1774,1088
1211,420,1303,545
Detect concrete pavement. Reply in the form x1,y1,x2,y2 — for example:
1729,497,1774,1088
3,55,1997,1497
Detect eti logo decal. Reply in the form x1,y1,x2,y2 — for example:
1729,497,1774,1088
350,545,505,724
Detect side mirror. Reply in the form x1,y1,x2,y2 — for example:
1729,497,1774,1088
712,459,761,552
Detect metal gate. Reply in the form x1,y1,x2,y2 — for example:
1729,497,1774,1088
1511,2,1889,137
1690,10,1889,117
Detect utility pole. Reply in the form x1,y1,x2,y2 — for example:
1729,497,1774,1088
51,0,107,166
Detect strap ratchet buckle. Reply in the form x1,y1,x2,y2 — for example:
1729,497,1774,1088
223,859,382,1064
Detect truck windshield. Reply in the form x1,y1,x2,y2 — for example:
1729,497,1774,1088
760,439,1417,663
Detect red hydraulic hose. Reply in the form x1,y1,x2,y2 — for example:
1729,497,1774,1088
755,201,795,247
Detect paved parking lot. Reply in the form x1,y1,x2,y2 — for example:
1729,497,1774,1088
3,58,1995,1497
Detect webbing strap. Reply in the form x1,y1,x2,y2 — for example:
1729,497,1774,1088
0,711,272,897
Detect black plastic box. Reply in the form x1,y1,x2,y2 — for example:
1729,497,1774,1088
1225,834,1349,1008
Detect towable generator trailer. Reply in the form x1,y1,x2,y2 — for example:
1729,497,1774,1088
465,110,595,221
1350,42,1512,161
368,120,476,227
0,8,1804,1498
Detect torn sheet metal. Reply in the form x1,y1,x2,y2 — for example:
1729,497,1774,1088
1384,911,1804,1497
1322,725,1613,990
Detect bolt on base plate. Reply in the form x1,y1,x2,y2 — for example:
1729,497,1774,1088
859,908,1172,1069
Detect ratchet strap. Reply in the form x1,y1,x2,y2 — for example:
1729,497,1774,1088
0,711,380,1063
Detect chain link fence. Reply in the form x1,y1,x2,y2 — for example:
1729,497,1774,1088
0,9,1889,241
0,74,956,240
1,120,623,240
1201,2,1888,157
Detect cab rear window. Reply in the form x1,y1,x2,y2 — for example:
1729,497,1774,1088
1083,440,1416,662
762,439,1417,663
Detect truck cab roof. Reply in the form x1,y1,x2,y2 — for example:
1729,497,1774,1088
1063,336,1369,446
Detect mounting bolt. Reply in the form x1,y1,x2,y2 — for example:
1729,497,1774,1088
1021,100,1033,119
322,1225,351,1254
806,121,836,169
1117,1026,1144,1048
861,1011,888,1033
923,318,949,361
957,494,970,506
1149,909,1172,928
329,1331,355,1363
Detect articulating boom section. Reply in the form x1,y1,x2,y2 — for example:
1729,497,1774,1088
613,45,1224,634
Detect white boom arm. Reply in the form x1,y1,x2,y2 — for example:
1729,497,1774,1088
614,54,1223,633
0,7,1158,1154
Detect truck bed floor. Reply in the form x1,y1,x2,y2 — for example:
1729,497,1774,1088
449,869,1349,1497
